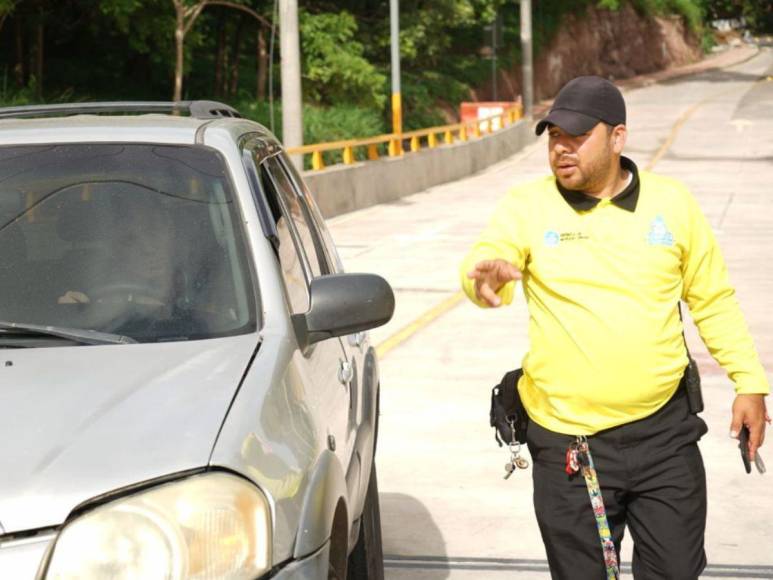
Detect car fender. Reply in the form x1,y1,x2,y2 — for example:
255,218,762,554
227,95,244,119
293,449,349,560
349,346,380,519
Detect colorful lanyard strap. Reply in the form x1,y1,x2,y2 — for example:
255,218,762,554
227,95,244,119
566,436,620,580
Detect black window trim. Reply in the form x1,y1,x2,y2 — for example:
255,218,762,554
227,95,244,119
260,159,317,285
275,152,337,275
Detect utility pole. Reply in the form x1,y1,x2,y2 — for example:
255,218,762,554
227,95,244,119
491,11,498,101
520,0,533,118
280,0,303,169
389,0,402,155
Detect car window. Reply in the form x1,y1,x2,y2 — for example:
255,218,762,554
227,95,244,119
263,157,332,277
278,153,344,274
254,160,311,314
0,144,256,343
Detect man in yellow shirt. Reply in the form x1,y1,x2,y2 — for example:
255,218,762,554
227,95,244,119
461,76,769,579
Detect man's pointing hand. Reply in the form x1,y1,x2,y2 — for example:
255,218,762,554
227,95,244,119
466,259,522,307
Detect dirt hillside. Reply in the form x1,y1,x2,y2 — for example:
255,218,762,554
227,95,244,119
489,3,703,102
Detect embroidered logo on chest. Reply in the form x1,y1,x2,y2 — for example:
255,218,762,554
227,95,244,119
543,229,590,247
646,215,674,247
543,230,561,247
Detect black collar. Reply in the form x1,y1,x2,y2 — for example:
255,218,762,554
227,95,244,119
555,156,640,213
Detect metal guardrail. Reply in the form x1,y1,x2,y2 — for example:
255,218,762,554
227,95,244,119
287,104,523,171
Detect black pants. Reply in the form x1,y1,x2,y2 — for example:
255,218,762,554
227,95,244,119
526,387,709,580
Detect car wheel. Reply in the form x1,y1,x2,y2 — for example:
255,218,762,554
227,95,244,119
346,462,384,580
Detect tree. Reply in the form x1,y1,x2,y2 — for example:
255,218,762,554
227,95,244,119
0,0,18,35
170,0,269,101
300,10,386,108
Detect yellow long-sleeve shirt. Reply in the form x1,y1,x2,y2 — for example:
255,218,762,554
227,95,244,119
461,160,769,435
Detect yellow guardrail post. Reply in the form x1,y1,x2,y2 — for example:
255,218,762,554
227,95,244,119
312,150,325,171
389,135,402,157
288,104,523,171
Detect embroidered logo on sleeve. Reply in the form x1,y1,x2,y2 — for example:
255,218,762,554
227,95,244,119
647,215,674,246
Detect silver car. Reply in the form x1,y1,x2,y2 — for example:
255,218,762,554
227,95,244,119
0,101,395,580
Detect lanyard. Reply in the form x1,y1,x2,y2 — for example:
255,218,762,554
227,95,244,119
566,436,620,579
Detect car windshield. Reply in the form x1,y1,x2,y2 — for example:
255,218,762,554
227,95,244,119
0,143,256,343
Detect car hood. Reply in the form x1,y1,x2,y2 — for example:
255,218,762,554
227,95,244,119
0,334,258,534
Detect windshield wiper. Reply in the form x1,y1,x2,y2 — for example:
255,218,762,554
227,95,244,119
0,320,137,345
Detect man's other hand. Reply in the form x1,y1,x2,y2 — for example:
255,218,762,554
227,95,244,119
466,259,522,307
730,394,768,461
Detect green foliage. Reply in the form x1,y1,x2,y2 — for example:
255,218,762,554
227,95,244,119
0,0,17,15
597,0,623,10
699,0,773,33
742,1,773,32
237,99,385,143
0,0,724,143
0,73,72,106
401,72,460,130
99,0,171,54
0,72,34,106
630,0,704,32
596,0,703,30
303,103,385,145
237,98,386,167
300,10,386,109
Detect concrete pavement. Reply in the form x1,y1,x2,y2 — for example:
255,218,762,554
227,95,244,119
329,47,773,579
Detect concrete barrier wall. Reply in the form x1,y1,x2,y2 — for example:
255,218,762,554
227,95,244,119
302,118,535,218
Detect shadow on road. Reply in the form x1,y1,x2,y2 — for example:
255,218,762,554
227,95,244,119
380,492,450,580
661,67,765,85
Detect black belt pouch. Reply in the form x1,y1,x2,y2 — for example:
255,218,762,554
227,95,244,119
490,368,529,446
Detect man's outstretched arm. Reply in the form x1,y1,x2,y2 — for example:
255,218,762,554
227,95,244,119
460,189,529,308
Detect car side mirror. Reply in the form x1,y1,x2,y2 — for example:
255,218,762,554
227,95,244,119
292,273,395,350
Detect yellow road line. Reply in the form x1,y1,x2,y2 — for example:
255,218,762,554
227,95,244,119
645,100,703,171
376,292,465,359
646,75,768,171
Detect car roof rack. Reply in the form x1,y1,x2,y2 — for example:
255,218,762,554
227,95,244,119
0,100,242,120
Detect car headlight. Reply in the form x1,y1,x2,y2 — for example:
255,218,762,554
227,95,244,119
42,472,272,580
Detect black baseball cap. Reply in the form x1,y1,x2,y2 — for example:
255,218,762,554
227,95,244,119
535,76,626,136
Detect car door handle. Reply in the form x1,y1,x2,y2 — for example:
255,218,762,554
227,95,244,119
349,331,366,351
338,360,353,386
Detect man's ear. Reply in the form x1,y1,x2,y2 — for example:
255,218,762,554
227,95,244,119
612,125,627,154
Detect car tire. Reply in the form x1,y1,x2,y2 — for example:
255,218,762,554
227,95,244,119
346,462,385,580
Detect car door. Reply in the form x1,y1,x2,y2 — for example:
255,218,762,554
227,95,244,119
258,155,355,469
277,154,368,444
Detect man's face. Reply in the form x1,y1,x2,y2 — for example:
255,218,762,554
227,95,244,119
548,122,624,192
